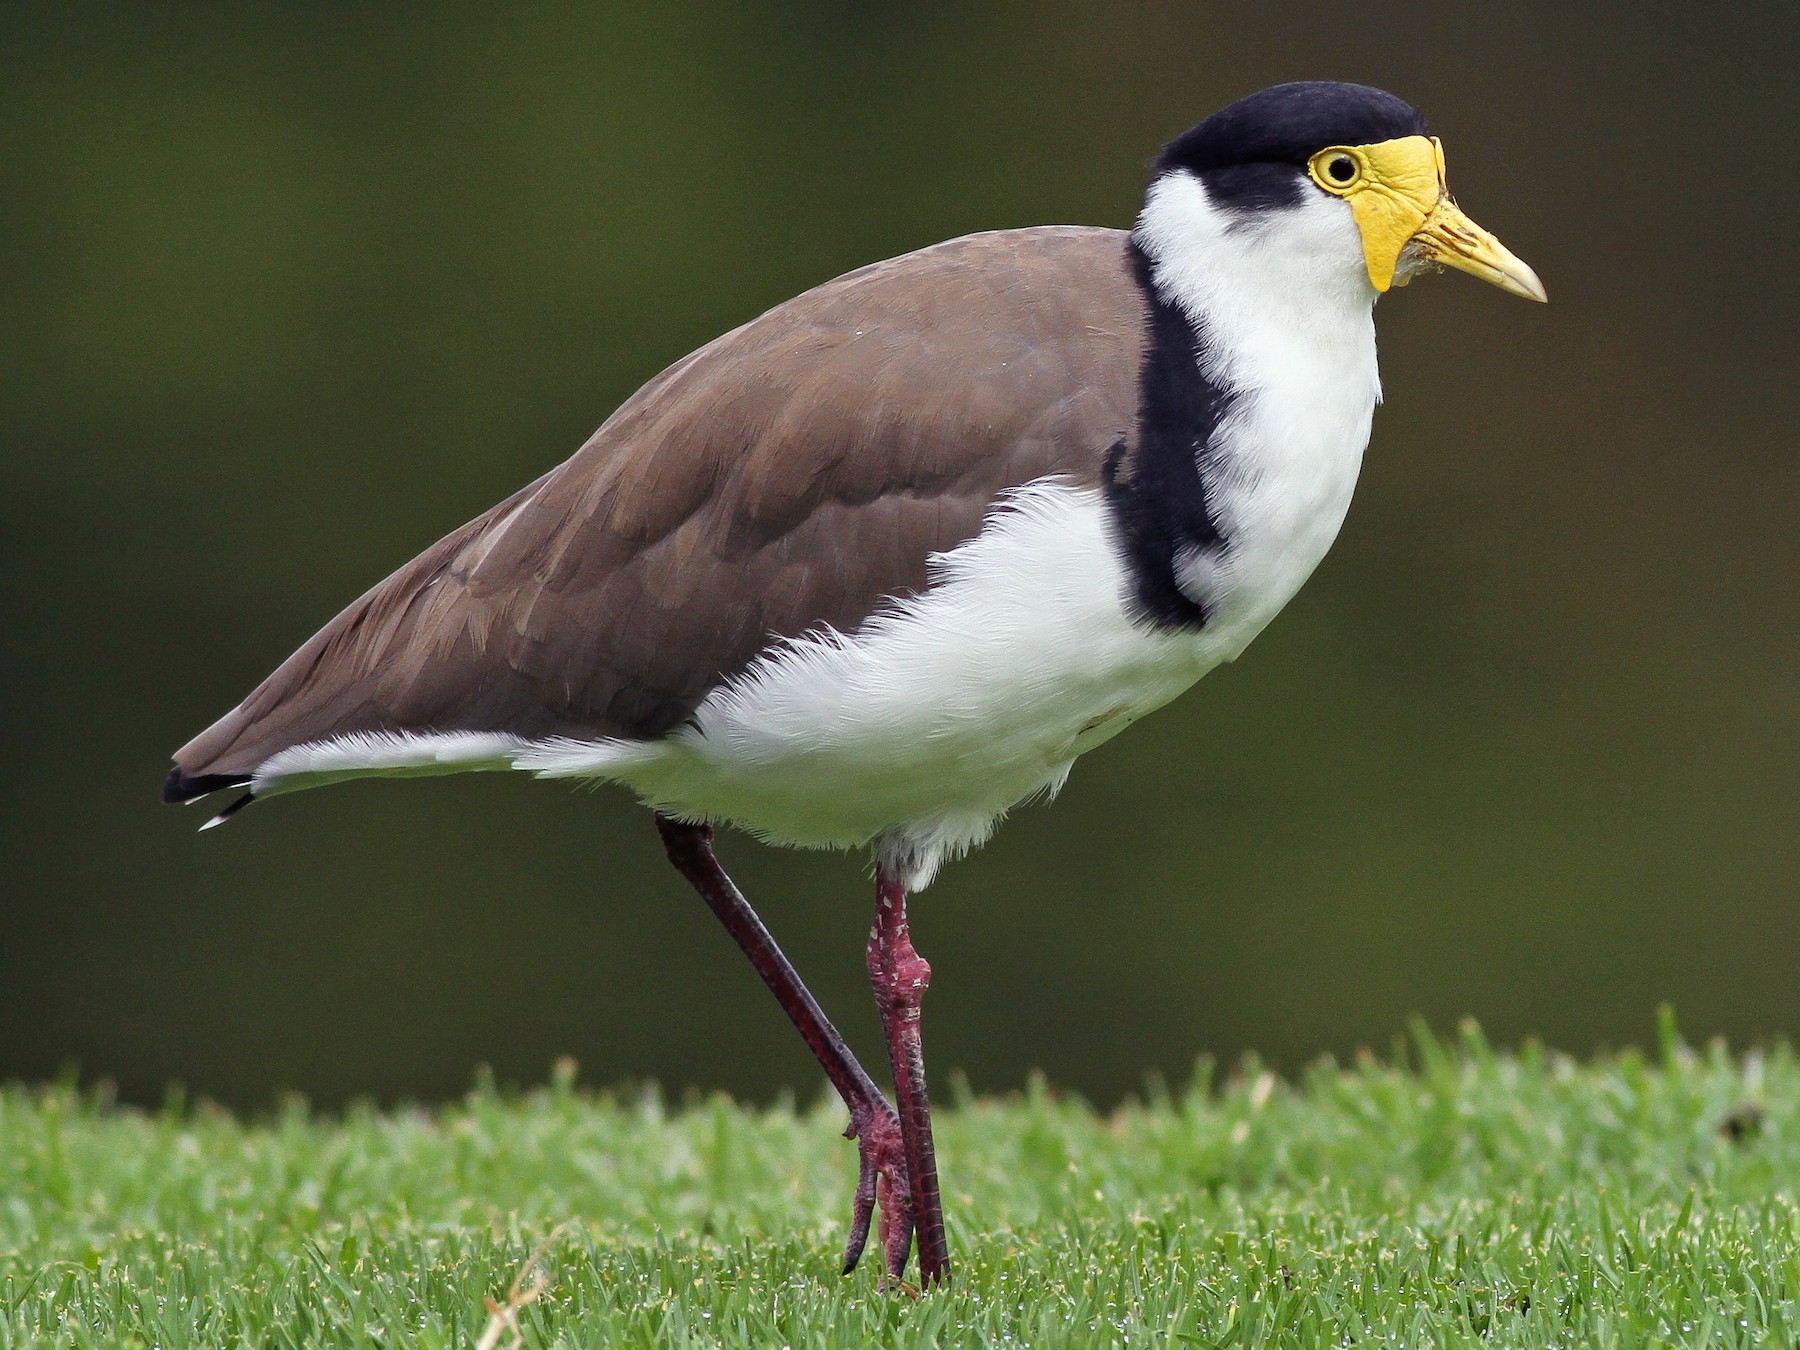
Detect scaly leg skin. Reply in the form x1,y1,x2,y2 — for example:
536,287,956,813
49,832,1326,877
654,816,914,1276
869,868,951,1287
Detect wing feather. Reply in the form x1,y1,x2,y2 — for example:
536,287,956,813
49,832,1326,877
175,227,1145,779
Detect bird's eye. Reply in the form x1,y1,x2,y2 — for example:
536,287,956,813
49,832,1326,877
1306,147,1365,194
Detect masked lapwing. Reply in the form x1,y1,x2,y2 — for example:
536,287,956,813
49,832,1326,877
163,81,1544,1287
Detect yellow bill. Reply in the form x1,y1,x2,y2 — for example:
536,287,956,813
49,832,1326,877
1305,135,1546,302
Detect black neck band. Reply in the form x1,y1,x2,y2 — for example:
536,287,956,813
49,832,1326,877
1103,237,1235,630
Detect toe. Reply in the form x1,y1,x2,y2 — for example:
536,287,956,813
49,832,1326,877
841,1145,879,1274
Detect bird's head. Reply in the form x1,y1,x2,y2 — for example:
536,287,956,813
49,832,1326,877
1146,81,1545,303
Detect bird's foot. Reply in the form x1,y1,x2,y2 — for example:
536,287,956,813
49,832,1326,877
841,1098,915,1282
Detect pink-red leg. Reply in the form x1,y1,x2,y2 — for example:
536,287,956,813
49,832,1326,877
868,867,951,1287
654,816,912,1276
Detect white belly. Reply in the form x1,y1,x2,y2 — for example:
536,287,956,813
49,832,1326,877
520,463,1364,886
549,483,1200,840
252,459,1370,891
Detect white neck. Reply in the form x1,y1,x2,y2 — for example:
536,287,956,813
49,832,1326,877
1134,169,1381,384
1131,170,1384,649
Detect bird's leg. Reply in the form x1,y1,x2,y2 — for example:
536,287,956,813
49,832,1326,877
868,867,951,1288
654,816,912,1276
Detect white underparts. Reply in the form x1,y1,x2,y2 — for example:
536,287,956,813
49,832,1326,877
249,177,1382,890
520,481,1216,888
249,483,1211,888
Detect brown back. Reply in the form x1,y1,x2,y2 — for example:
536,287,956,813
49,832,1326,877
176,226,1147,778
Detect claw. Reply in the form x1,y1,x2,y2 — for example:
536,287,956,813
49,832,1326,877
840,1100,913,1280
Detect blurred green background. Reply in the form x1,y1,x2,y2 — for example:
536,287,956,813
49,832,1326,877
3,3,1796,1110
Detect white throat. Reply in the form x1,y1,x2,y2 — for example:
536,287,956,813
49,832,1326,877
1131,170,1383,640
1134,169,1382,343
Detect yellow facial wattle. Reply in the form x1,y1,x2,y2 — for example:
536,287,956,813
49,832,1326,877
1306,135,1545,301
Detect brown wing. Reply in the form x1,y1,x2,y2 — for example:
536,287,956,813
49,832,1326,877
173,226,1146,781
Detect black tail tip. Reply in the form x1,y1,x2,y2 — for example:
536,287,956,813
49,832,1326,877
162,766,251,806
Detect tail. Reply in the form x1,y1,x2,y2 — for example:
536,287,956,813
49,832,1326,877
156,474,561,833
161,765,256,829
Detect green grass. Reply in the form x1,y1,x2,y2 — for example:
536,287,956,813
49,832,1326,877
5,1014,1799,1347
